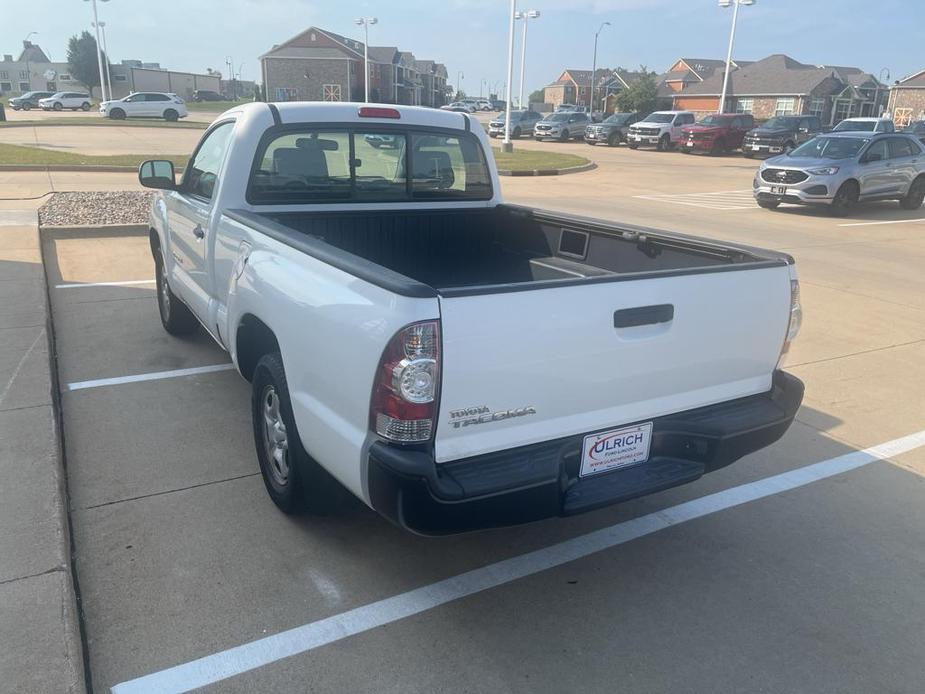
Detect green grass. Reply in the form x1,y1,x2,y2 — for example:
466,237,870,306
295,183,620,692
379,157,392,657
0,142,187,168
0,117,206,129
491,147,589,171
184,100,248,112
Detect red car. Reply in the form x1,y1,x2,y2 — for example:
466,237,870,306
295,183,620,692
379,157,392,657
680,114,755,155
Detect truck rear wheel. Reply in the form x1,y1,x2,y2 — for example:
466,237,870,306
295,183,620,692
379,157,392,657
252,352,345,515
154,248,198,335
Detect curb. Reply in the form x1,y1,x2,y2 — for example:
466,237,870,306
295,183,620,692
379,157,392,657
497,162,597,177
41,223,148,237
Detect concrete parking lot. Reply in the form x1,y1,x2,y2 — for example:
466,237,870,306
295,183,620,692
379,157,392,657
20,131,925,692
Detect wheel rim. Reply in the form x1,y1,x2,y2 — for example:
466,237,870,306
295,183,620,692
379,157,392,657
912,179,925,203
159,260,171,317
261,386,290,486
834,185,855,209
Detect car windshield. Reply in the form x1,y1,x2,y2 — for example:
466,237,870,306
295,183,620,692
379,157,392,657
833,120,876,132
790,136,868,159
546,113,571,122
495,111,525,123
642,114,674,123
604,114,632,124
762,117,801,129
697,115,732,126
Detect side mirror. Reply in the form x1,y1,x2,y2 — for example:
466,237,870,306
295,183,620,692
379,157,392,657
138,159,177,190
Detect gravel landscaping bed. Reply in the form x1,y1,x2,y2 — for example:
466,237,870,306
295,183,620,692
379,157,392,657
39,191,153,227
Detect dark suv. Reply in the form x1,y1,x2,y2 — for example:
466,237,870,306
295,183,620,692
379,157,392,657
902,121,925,145
742,115,823,158
192,90,225,102
8,91,54,111
680,113,754,155
584,112,645,146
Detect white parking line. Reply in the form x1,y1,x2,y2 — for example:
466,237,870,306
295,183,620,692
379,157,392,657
838,218,925,228
55,279,156,289
67,363,235,391
634,189,757,211
111,427,925,694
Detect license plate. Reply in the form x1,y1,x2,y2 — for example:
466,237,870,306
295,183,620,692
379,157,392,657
752,144,761,151
771,185,787,195
580,422,653,478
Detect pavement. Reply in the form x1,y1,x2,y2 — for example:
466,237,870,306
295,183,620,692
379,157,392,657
1,107,221,124
0,124,203,157
3,129,925,693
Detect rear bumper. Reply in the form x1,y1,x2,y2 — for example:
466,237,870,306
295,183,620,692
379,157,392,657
368,370,804,535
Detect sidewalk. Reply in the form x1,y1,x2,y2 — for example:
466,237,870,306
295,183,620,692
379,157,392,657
0,170,141,206
0,209,86,693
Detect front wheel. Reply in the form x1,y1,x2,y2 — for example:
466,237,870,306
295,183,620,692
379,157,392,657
163,109,179,122
21,104,31,111
628,142,639,150
744,151,755,159
656,134,671,152
559,129,569,142
829,181,859,217
757,199,780,209
607,133,619,147
512,126,521,139
154,248,198,335
81,102,91,111
900,176,925,210
109,108,126,120
53,102,63,111
252,352,344,515
711,139,727,156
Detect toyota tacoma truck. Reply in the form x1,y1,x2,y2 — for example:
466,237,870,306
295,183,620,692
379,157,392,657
139,102,804,534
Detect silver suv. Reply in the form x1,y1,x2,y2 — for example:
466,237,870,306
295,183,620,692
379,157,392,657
754,133,925,216
488,110,543,139
534,111,590,141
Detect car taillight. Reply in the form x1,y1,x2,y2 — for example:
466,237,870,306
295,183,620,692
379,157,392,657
371,320,440,443
778,279,802,365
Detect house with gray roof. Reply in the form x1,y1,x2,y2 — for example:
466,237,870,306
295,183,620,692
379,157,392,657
887,68,925,127
672,54,885,123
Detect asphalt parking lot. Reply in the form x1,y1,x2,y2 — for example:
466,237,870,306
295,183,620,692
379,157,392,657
36,137,925,693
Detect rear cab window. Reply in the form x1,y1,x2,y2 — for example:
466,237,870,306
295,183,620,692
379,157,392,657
248,127,493,204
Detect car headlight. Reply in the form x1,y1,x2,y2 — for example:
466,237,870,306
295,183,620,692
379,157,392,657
807,166,839,175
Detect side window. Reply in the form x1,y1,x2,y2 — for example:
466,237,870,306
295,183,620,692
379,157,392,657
888,137,916,159
864,139,889,162
184,122,235,200
126,94,144,102
148,93,170,102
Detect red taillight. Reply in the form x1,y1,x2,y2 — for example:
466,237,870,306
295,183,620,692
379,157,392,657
371,320,440,442
358,106,401,119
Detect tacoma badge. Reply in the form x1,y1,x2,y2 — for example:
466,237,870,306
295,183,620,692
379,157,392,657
449,405,537,429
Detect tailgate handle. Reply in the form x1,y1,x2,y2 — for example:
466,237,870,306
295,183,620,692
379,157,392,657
614,304,674,328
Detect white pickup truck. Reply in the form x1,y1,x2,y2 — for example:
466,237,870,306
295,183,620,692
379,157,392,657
139,102,804,534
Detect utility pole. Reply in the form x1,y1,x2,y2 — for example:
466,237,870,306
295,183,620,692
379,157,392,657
83,0,111,102
502,0,517,152
590,21,610,113
515,10,540,109
718,0,755,114
355,17,378,102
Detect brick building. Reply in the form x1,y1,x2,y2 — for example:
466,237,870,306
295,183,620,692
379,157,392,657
260,26,447,106
888,69,925,127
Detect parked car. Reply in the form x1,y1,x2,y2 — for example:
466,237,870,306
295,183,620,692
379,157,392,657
8,91,54,111
138,102,804,534
490,99,506,111
901,120,925,145
441,101,476,113
488,110,543,138
584,112,645,146
753,132,925,216
555,103,579,112
38,92,92,111
534,111,590,141
743,115,823,158
364,134,400,148
99,92,188,121
475,99,493,111
680,113,755,155
193,90,225,102
627,111,695,151
832,117,894,133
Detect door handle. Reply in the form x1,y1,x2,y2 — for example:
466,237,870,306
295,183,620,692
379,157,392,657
614,304,674,328
193,224,205,240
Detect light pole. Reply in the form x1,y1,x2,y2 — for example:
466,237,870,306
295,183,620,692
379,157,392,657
92,22,112,100
877,67,890,116
225,56,235,99
514,9,540,109
83,0,111,102
354,17,377,103
502,0,517,152
457,71,464,99
718,0,754,114
23,32,37,92
590,21,610,113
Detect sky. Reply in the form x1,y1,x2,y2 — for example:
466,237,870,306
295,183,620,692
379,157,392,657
4,0,924,97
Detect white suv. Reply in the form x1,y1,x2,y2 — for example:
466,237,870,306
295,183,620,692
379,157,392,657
99,92,188,122
38,92,92,111
627,111,696,151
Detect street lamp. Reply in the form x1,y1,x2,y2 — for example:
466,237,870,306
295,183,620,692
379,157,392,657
718,0,755,114
514,9,540,109
92,22,112,100
23,32,38,93
354,17,377,103
590,21,610,113
502,0,517,152
876,67,890,116
83,0,111,102
457,71,464,99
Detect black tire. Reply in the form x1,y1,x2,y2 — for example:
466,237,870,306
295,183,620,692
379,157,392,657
513,127,521,139
153,247,198,335
607,132,619,147
757,199,780,209
783,141,796,155
81,102,91,111
628,142,639,150
900,176,925,210
711,138,726,156
252,352,344,515
656,133,671,152
109,108,126,120
559,129,569,142
489,133,497,138
829,181,859,217
164,109,179,122
680,147,691,154
21,104,31,111
53,102,63,111
744,151,755,159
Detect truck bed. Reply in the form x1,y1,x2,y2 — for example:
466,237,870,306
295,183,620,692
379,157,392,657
228,205,789,296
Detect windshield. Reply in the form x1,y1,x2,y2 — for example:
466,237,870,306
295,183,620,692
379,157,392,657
761,117,801,130
546,113,571,122
697,115,732,126
604,114,632,124
642,114,674,123
833,120,876,132
790,136,868,160
249,128,492,204
494,111,526,123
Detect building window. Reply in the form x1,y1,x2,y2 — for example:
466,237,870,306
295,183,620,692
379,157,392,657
322,84,342,101
808,98,825,117
775,98,796,116
275,87,297,102
19,82,30,92
19,70,28,79
735,98,754,114
59,74,72,82
113,75,127,82
894,108,914,128
0,71,8,79
833,99,853,122
0,82,11,92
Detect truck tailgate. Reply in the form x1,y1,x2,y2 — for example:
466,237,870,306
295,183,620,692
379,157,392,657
434,267,792,463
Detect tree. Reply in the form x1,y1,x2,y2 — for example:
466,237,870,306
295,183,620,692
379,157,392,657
616,66,658,114
529,88,545,106
67,31,108,94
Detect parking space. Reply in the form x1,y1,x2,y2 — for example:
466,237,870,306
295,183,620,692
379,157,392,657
38,146,925,693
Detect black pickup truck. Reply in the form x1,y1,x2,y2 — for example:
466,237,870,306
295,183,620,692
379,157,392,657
743,115,824,158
